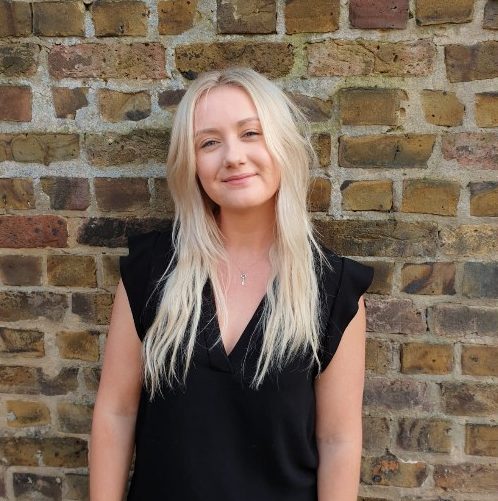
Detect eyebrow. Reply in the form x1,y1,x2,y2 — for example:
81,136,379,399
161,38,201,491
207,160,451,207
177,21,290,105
194,117,260,137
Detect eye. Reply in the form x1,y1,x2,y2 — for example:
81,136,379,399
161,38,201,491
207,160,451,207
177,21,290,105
200,140,217,149
243,130,260,138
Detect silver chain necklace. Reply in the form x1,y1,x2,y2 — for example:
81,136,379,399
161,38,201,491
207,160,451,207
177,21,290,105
230,252,269,286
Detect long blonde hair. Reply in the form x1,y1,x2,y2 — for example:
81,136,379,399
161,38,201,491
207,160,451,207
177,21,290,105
143,67,330,399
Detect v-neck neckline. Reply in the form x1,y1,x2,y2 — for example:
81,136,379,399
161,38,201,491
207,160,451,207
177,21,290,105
205,278,267,371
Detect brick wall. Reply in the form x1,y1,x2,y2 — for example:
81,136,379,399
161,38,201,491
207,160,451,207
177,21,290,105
0,0,497,499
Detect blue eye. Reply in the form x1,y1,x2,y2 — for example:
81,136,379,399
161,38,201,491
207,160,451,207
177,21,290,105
200,140,217,148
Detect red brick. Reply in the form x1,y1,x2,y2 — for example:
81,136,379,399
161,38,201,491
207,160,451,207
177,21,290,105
40,177,90,211
48,43,166,80
308,39,435,77
442,133,498,170
0,215,68,248
0,86,31,121
350,0,409,29
0,0,31,36
445,41,498,82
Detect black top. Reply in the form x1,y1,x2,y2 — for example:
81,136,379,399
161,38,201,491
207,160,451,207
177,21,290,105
119,227,374,501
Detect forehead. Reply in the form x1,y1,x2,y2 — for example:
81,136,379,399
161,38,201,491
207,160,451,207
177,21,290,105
193,85,258,130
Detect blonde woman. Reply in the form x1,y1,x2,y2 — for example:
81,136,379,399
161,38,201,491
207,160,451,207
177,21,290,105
89,67,374,501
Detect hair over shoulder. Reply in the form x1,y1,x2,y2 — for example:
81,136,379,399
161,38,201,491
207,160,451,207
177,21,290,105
143,67,332,398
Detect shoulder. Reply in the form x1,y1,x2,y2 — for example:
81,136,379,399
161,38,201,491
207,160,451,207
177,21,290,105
314,241,374,300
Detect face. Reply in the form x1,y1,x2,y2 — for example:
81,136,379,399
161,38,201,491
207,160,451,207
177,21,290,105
193,85,280,214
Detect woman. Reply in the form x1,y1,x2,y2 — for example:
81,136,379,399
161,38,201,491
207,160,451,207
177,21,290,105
89,67,374,500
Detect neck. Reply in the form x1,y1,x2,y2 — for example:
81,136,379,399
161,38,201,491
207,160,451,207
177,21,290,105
217,203,276,258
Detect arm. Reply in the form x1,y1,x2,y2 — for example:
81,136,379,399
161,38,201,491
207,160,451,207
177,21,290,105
314,295,367,501
89,279,144,501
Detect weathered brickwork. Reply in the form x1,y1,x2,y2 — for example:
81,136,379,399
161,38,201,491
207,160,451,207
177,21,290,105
0,1,496,500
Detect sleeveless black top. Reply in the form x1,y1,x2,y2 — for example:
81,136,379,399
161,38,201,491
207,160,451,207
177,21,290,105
119,227,374,501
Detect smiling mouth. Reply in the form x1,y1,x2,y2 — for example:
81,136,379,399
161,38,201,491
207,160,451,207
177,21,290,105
222,174,256,182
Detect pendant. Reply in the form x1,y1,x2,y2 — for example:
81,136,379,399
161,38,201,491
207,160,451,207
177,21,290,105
240,272,247,286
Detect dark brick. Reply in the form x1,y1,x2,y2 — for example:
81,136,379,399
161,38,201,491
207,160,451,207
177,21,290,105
441,382,498,416
0,437,87,467
0,0,32,36
432,303,498,339
445,41,498,82
0,43,39,77
339,134,435,169
350,0,409,29
72,292,114,325
33,0,85,36
95,177,151,212
85,130,169,166
313,219,438,258
462,262,498,298
398,418,452,453
6,259,32,289
175,42,294,79
484,0,498,29
158,89,186,110
0,328,44,357
40,177,90,210
57,402,94,433
13,473,62,500
218,0,276,34
364,378,433,412
0,291,67,322
366,298,426,335
76,216,171,247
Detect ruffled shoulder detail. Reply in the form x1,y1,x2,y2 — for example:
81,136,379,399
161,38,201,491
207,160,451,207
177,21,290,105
318,254,374,374
119,230,162,341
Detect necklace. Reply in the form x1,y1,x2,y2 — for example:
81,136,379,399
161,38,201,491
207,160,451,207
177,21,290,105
229,251,269,286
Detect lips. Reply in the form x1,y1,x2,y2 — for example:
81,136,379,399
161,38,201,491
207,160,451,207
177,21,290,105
222,173,255,182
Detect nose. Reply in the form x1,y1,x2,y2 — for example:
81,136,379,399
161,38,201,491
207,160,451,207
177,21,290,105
223,136,246,168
